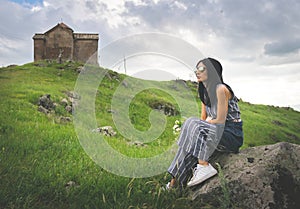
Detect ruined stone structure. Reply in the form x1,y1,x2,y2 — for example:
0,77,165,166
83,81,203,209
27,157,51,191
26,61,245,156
33,23,98,63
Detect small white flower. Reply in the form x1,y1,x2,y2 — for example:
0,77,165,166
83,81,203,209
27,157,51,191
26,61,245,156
173,124,179,130
173,119,184,135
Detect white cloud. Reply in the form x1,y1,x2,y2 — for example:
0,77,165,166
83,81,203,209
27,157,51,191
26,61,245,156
31,5,42,12
173,1,187,10
152,0,161,4
43,1,50,7
125,0,148,6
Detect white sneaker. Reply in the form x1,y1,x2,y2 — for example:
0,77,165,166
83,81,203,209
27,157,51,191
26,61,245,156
187,163,217,187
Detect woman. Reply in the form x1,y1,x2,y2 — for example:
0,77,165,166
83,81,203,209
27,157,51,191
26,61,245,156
166,57,243,189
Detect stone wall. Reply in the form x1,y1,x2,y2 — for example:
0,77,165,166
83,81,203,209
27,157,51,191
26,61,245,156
33,35,45,61
44,26,73,61
74,34,98,63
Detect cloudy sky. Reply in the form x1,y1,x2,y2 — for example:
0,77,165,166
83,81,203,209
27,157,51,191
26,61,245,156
0,0,299,111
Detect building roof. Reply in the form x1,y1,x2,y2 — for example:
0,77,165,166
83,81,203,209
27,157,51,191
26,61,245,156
32,22,99,40
74,33,99,40
32,33,45,39
45,22,74,34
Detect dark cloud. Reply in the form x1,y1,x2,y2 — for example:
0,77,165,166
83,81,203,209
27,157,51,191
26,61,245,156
123,0,300,57
1,0,300,65
264,38,300,56
123,0,220,32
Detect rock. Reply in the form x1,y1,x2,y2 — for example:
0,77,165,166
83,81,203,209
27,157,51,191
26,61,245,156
65,105,72,113
272,120,284,126
52,102,57,108
148,101,179,116
65,91,80,108
122,80,128,87
127,141,147,147
76,66,84,73
38,94,55,110
38,105,49,114
190,142,300,209
37,94,56,114
60,116,72,123
61,98,69,107
105,70,120,81
107,109,117,114
66,91,80,100
92,126,116,137
65,180,79,192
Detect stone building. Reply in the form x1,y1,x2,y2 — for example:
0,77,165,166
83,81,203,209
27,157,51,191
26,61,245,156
33,22,99,63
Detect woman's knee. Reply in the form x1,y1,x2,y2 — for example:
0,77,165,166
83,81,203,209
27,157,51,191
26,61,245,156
184,117,200,126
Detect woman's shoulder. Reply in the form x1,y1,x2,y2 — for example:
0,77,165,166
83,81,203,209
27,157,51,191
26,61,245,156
216,84,231,93
216,84,233,99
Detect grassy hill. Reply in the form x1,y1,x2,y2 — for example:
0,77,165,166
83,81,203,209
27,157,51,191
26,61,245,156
0,61,299,209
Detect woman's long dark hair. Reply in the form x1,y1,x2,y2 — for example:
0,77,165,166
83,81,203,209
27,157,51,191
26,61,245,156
197,57,234,107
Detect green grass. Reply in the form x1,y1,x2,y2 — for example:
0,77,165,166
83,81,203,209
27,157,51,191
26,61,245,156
0,61,299,209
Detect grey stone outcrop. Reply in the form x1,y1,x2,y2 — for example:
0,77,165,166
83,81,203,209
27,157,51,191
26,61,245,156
191,142,300,209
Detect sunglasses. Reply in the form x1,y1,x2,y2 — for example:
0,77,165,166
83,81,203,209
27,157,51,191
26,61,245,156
194,66,206,74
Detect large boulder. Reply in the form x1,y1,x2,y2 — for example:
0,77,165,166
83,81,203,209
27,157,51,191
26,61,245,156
191,142,300,209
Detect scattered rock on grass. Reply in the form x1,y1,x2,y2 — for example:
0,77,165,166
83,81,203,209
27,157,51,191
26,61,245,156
38,94,55,110
65,180,79,191
65,105,72,113
127,141,147,147
38,105,50,114
92,126,117,136
149,101,179,116
60,98,69,107
60,116,72,123
38,94,55,114
66,91,80,100
76,66,84,73
272,120,284,126
38,91,80,115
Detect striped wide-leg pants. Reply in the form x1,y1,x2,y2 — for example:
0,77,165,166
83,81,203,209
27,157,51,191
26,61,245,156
167,117,224,186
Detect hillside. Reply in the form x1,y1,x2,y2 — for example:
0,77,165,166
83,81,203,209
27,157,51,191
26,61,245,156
0,61,299,209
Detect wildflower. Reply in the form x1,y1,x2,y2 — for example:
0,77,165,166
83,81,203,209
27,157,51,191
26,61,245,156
173,124,180,131
173,119,183,135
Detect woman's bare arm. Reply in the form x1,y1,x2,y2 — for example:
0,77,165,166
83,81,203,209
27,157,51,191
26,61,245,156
208,84,230,124
201,102,207,120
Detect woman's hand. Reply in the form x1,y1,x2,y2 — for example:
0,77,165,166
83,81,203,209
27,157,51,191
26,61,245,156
206,116,213,122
